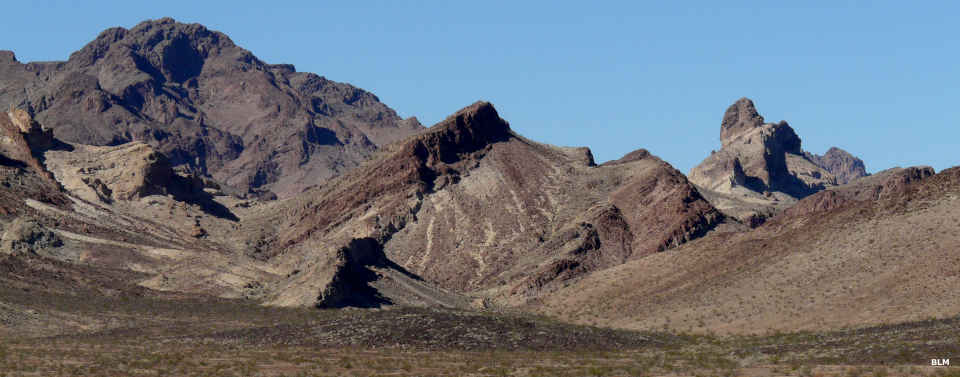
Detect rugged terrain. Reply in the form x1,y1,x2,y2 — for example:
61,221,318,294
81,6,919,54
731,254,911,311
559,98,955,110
0,19,958,376
234,101,725,308
0,18,423,198
0,98,727,312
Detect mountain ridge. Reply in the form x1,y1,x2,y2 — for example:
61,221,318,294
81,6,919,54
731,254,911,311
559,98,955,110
2,20,957,347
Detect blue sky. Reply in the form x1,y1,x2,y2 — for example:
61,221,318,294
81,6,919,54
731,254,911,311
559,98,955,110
3,1,957,173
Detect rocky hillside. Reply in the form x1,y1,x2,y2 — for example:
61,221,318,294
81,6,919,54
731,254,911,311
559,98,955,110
6,36,958,343
689,97,867,226
244,101,724,307
0,18,423,198
536,164,959,334
0,99,726,315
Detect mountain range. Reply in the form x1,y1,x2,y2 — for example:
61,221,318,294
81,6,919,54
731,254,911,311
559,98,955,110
1,18,956,349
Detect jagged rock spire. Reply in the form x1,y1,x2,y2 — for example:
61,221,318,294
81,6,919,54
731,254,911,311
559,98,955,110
720,97,765,147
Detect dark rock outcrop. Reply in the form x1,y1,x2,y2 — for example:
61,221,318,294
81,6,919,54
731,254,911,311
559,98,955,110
316,238,391,308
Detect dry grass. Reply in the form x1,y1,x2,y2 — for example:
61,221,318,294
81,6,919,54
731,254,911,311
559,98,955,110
2,287,958,376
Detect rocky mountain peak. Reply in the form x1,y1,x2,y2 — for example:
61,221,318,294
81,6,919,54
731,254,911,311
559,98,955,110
720,97,765,146
690,98,861,226
805,147,869,184
438,101,510,142
1,18,424,198
70,17,234,84
407,101,511,165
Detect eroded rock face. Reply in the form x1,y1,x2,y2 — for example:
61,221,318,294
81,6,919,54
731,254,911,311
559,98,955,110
689,98,866,226
44,142,173,202
0,18,423,198
7,109,54,152
0,109,60,186
805,147,869,185
42,140,238,223
693,98,824,195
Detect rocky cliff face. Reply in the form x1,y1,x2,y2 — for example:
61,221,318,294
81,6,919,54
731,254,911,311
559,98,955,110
0,18,423,198
689,98,865,226
44,142,182,203
0,109,58,182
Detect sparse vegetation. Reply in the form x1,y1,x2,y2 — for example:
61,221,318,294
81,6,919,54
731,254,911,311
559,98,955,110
1,292,958,376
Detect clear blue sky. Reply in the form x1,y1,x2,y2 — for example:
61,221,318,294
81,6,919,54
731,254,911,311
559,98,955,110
2,1,957,173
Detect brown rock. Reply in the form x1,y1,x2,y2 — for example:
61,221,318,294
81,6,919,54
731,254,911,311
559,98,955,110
7,108,53,151
45,142,174,201
730,157,747,187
